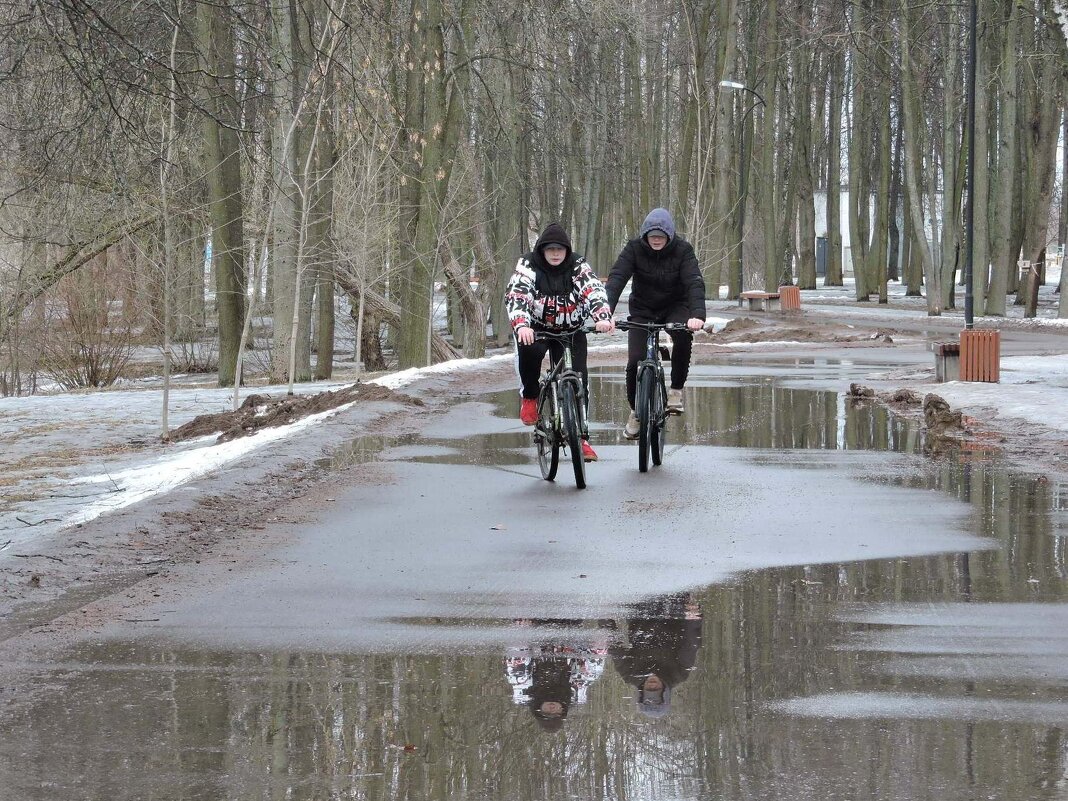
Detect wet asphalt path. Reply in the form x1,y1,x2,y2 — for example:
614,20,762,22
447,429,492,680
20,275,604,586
2,357,1067,800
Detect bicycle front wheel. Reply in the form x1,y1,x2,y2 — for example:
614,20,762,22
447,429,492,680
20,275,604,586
561,380,586,489
536,389,559,481
651,372,666,466
636,366,655,473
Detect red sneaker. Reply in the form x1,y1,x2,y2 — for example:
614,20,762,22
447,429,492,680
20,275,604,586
520,398,539,425
581,440,598,462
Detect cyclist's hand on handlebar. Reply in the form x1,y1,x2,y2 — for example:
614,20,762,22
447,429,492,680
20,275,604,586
516,326,535,345
686,318,704,332
594,319,615,334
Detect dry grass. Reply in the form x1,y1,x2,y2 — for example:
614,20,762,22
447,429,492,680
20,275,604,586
2,442,143,473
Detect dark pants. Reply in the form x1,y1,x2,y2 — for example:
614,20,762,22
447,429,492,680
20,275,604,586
516,331,589,405
626,305,692,409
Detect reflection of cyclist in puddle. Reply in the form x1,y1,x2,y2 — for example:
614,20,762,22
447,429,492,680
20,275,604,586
610,593,703,718
505,620,611,732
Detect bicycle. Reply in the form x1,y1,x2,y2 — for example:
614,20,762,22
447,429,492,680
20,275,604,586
531,327,595,489
617,321,688,473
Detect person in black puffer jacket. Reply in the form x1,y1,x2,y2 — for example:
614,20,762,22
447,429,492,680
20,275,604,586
505,222,615,461
605,208,706,437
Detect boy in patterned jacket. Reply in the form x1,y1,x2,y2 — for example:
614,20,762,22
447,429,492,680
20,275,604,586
505,222,615,461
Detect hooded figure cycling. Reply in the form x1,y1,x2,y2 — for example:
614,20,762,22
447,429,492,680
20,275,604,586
605,208,705,439
505,222,615,461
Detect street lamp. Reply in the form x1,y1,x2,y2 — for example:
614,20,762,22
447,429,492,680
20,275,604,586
963,0,977,329
720,79,766,298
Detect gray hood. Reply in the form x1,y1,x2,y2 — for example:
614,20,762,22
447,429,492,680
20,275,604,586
639,208,676,242
636,685,672,719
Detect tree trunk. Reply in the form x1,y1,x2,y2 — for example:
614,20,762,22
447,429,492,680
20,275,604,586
939,8,965,310
195,0,246,386
825,49,844,286
847,65,871,299
987,0,1019,316
887,99,903,283
269,0,299,383
901,0,940,314
871,47,892,305
312,127,336,380
795,26,817,291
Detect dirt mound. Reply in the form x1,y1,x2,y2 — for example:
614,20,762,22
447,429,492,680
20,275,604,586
730,327,830,343
718,317,761,334
166,383,422,444
848,384,1005,456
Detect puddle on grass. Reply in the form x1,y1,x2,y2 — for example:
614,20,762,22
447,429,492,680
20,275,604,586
4,365,1068,800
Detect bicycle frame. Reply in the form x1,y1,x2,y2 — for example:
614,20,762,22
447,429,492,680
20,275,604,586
619,320,687,471
530,327,594,488
534,332,588,440
628,323,675,430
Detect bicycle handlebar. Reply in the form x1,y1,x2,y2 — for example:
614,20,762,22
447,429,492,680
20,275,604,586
615,321,690,332
531,326,599,341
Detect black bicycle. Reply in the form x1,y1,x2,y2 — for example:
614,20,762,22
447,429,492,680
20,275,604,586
618,321,688,473
531,328,593,489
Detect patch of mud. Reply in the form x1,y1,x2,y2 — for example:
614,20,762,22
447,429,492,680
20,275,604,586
718,326,837,344
834,329,897,343
167,382,423,444
718,317,762,334
847,383,1005,457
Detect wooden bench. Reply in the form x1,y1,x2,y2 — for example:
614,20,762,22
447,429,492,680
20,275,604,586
738,291,781,312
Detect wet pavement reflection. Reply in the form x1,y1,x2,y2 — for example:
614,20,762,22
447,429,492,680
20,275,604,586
3,364,1067,800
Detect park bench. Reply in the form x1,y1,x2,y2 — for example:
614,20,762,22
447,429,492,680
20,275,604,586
738,291,781,312
738,286,802,313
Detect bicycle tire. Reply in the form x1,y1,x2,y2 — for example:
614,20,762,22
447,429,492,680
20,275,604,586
636,366,655,473
651,370,666,466
561,380,586,489
535,388,559,481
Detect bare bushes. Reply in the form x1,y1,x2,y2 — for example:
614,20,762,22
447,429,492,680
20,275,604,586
38,262,134,389
172,340,218,374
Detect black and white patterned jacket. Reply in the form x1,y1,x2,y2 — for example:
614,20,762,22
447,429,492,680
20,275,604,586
505,255,612,333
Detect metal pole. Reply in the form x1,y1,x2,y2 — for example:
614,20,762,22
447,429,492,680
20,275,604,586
736,101,745,294
735,89,765,296
963,0,977,329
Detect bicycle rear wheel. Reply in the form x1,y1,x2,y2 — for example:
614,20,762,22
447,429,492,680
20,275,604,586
650,373,666,466
535,389,559,481
636,366,655,473
561,380,586,489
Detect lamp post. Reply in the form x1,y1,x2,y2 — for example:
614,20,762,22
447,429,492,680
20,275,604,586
963,0,977,329
720,80,766,298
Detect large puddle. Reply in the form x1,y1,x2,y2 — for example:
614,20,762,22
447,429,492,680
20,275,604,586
3,364,1067,800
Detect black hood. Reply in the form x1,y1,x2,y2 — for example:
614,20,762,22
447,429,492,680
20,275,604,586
529,223,576,296
534,222,573,259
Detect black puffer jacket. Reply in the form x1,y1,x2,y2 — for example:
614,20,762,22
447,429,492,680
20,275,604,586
605,208,706,319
